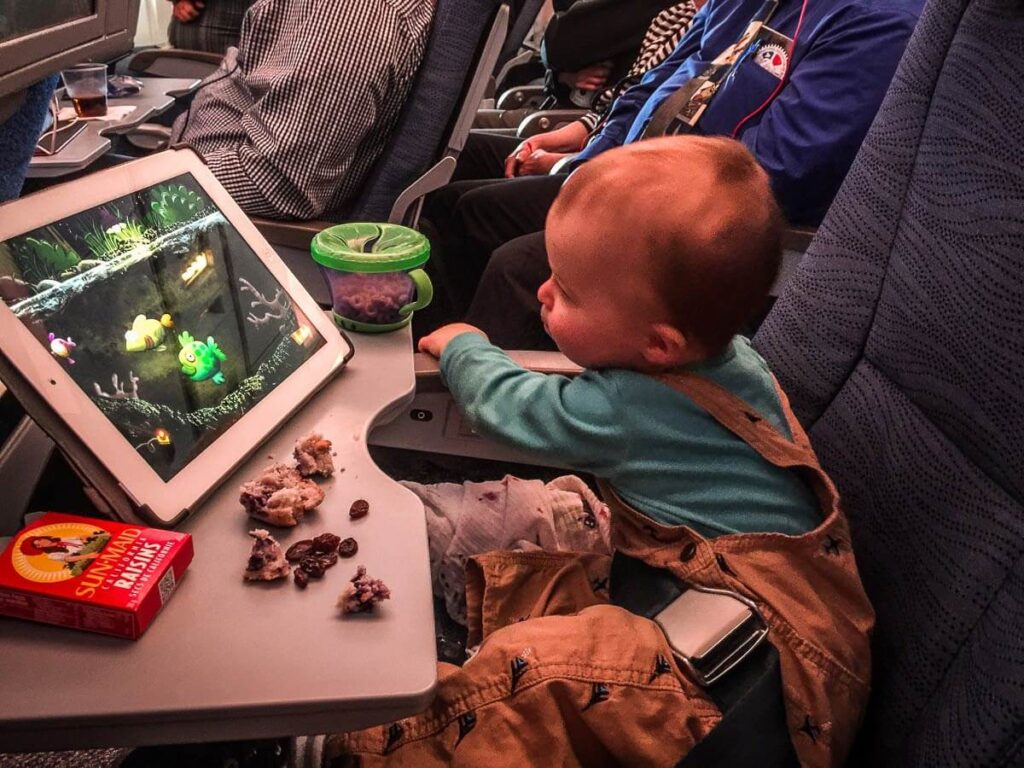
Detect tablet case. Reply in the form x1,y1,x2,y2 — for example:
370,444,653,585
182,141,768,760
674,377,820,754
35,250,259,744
0,330,353,528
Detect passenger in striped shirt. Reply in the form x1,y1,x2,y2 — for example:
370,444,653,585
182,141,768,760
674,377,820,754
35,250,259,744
171,0,435,221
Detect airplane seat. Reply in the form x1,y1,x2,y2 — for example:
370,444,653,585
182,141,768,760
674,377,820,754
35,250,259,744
754,0,1024,762
346,0,507,226
252,0,509,305
124,47,222,80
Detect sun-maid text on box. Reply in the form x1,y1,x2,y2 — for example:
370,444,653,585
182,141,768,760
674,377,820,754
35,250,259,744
0,512,193,639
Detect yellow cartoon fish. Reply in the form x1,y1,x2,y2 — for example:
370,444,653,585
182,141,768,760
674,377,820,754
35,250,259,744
125,314,174,352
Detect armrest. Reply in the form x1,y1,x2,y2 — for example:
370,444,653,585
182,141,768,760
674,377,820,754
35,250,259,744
475,107,531,130
517,109,587,138
126,48,223,79
414,350,581,385
251,218,335,251
497,84,546,110
122,123,172,151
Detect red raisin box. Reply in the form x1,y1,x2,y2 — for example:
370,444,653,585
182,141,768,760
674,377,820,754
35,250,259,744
0,512,193,640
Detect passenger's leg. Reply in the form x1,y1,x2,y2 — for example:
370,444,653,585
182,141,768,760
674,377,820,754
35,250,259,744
419,130,522,271
421,174,561,325
417,178,510,332
442,174,564,315
465,231,554,350
451,131,522,182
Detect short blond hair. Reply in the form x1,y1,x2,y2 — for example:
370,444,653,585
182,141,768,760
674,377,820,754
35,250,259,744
551,136,783,352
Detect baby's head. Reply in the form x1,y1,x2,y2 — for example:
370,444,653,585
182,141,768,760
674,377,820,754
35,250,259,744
538,136,782,370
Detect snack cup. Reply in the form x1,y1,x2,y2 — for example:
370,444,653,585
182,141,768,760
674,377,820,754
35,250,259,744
311,223,433,333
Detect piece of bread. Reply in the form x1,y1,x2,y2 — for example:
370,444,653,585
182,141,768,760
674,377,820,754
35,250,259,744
294,432,335,478
243,529,290,581
337,565,391,614
240,463,325,526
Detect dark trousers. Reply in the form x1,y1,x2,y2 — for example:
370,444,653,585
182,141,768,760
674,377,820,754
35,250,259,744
416,131,565,335
466,231,555,350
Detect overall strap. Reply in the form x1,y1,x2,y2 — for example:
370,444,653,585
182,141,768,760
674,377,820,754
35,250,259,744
652,371,819,473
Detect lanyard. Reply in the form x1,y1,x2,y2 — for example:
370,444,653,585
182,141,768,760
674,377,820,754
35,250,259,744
641,0,780,138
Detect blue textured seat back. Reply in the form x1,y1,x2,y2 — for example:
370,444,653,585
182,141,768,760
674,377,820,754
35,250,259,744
754,0,1024,764
0,76,57,203
347,0,502,222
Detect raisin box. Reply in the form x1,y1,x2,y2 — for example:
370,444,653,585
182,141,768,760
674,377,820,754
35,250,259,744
0,512,193,640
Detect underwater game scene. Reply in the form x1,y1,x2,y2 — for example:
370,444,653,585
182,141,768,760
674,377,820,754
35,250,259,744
0,173,326,481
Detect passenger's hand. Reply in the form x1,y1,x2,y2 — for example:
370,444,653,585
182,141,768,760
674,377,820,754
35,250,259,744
172,0,204,23
504,140,536,178
517,149,565,176
558,61,612,92
418,323,489,359
529,123,591,154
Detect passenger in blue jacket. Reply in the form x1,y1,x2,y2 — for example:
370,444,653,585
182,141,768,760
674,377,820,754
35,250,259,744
421,0,924,348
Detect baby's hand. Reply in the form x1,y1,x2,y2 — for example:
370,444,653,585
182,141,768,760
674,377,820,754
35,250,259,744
418,323,488,359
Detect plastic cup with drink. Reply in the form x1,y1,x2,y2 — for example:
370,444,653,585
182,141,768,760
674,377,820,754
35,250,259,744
61,63,108,118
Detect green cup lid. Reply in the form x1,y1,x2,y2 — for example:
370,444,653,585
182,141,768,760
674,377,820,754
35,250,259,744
311,223,430,273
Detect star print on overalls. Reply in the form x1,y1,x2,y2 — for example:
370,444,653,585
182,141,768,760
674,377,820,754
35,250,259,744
510,656,529,694
648,654,673,683
823,535,844,556
453,712,477,749
581,683,610,711
383,723,404,753
715,553,736,576
798,715,822,743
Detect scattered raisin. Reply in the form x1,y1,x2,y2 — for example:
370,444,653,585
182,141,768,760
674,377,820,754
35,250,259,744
312,532,341,553
285,539,314,562
349,499,370,520
294,569,309,588
338,538,358,558
299,556,326,578
317,551,339,569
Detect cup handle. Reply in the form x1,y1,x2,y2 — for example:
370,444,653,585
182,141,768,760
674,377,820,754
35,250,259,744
399,269,434,316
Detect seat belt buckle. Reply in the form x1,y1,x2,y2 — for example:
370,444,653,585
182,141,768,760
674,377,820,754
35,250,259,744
652,584,768,687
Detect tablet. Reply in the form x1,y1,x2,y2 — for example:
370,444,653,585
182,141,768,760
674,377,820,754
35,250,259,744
0,149,353,526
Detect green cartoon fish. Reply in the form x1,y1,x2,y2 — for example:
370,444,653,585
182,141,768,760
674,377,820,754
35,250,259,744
178,331,227,385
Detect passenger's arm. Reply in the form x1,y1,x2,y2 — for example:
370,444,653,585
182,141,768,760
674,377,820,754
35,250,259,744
438,334,630,475
569,3,709,166
196,2,408,220
738,6,919,225
505,122,590,177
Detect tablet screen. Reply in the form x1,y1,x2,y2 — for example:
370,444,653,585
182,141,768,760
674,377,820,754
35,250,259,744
0,173,326,481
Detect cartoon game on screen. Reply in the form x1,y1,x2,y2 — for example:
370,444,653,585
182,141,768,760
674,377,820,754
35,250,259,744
0,174,324,480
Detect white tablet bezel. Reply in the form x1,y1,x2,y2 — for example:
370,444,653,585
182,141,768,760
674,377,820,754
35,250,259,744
0,149,353,525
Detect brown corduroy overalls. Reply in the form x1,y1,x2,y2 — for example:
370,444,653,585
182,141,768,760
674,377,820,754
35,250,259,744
328,372,875,768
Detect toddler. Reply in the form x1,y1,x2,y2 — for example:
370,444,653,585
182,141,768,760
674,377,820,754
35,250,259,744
314,137,874,768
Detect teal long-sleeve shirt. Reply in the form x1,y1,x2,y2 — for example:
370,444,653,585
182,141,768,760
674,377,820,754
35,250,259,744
439,333,820,537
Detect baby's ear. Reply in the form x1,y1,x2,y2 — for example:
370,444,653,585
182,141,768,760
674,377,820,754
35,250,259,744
641,323,689,370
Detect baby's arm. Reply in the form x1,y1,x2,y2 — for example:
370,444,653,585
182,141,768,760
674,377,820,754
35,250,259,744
425,329,629,475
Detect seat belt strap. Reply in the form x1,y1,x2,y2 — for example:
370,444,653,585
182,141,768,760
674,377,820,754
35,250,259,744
610,553,799,767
